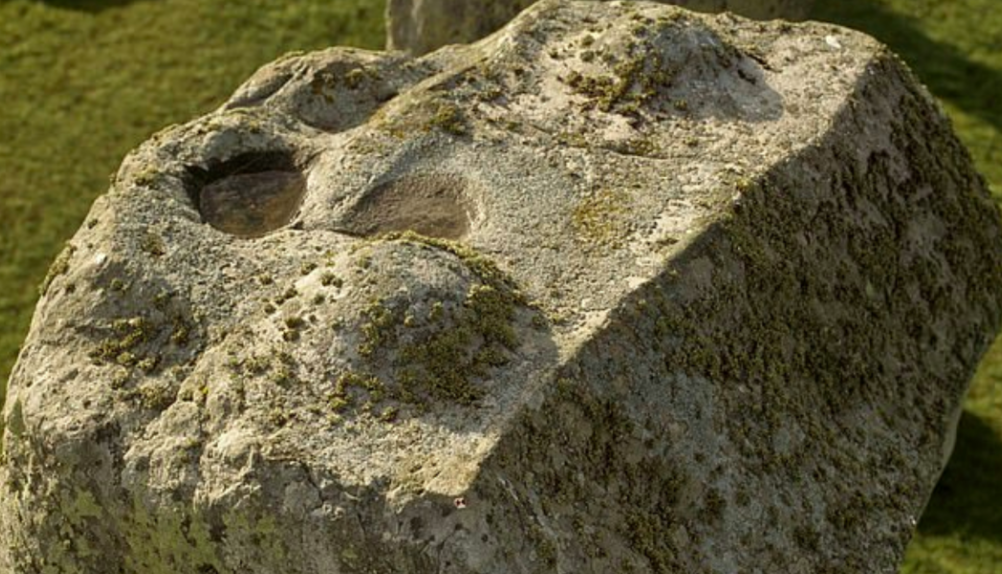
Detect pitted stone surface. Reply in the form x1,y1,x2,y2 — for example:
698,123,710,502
387,0,815,55
2,1,1001,573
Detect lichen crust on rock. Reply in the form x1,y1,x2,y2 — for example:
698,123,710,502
2,1,1001,573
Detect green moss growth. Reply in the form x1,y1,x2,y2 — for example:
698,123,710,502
398,283,514,404
310,70,338,103
320,271,343,287
572,188,631,247
140,232,167,257
428,102,467,136
91,316,157,365
344,68,367,89
330,370,383,412
565,70,620,112
132,167,161,188
137,382,176,411
38,243,75,295
87,293,195,389
336,232,532,416
270,350,298,386
609,137,658,157
382,231,526,303
170,316,191,346
274,286,298,305
359,299,397,357
352,281,520,408
564,42,672,114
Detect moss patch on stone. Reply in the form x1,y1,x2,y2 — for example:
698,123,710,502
428,102,468,136
331,232,530,418
38,242,76,295
572,188,632,247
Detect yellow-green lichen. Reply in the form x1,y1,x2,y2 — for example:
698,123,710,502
320,271,343,287
140,232,166,257
281,315,306,342
428,102,467,136
335,232,532,416
40,243,76,295
91,317,156,365
123,495,224,574
137,382,176,411
310,70,337,103
563,25,684,117
572,188,632,246
359,299,397,357
344,68,366,89
274,286,298,305
133,167,162,188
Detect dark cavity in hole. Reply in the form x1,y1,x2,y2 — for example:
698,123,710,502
184,151,307,238
346,174,477,240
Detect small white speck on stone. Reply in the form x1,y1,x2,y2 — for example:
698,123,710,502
626,276,646,289
93,253,107,266
825,35,842,50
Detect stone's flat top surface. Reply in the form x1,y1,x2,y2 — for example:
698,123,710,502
2,1,1000,573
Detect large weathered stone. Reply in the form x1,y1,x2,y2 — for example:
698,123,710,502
387,0,815,55
2,0,1000,572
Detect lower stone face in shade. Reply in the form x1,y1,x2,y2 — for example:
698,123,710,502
2,1,1000,573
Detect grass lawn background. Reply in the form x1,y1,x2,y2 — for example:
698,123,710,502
0,0,999,571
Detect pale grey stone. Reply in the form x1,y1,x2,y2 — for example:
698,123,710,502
2,1,1000,573
387,0,815,55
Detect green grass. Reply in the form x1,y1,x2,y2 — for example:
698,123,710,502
0,0,1000,572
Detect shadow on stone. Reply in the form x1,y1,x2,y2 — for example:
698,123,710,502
460,41,1002,571
184,151,307,238
917,409,1002,544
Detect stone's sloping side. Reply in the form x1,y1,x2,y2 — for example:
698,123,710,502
2,0,1000,572
467,61,1002,573
387,0,815,55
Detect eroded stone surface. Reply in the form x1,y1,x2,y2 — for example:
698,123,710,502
346,174,479,239
2,1,1000,573
387,0,815,55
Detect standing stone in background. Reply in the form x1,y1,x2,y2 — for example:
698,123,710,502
2,1,1000,573
387,0,815,55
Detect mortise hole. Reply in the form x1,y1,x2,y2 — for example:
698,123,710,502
185,151,306,238
346,174,477,240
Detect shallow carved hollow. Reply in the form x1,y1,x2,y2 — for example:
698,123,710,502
187,151,306,238
346,173,477,240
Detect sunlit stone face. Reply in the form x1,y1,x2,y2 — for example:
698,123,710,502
2,2,999,573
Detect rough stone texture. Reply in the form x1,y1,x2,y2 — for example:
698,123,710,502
387,0,815,55
2,1,1001,573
